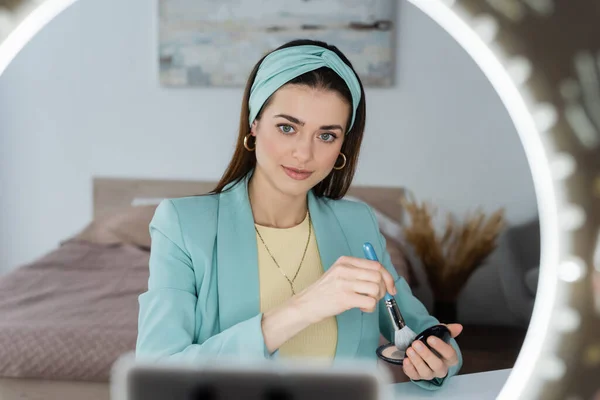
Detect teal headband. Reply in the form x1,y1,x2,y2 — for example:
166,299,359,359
248,45,362,133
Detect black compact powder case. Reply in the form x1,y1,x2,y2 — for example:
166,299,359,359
376,324,451,365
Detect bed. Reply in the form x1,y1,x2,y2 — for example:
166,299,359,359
0,177,414,400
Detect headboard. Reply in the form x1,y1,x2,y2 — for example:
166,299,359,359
92,177,407,225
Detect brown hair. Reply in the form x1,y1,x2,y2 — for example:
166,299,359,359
210,39,366,200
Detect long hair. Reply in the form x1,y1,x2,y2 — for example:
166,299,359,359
210,39,367,200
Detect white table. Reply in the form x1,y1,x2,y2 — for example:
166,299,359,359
392,368,511,399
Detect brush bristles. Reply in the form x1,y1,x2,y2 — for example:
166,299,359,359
394,326,417,351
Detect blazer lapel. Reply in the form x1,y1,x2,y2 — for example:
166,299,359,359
308,192,362,360
216,173,260,331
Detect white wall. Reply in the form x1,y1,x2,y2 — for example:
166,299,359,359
0,0,538,326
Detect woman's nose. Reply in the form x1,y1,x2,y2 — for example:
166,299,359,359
291,135,313,163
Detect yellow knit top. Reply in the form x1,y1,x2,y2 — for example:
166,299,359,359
255,212,338,360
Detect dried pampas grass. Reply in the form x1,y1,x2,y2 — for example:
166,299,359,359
400,193,505,302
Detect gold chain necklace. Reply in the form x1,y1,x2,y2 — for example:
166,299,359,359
254,211,312,295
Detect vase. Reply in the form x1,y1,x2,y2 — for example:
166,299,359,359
433,300,458,323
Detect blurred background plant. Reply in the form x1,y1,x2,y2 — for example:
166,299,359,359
400,192,506,322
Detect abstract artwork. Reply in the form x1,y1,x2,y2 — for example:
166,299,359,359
158,0,396,87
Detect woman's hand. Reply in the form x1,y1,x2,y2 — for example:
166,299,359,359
402,323,463,381
262,255,396,355
293,255,397,324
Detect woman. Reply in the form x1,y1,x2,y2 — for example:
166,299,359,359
136,39,463,390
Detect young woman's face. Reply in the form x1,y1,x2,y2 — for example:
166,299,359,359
251,84,350,198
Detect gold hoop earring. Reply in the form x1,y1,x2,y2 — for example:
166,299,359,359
333,153,347,170
243,133,255,151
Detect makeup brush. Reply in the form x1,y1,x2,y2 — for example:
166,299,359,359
363,242,417,352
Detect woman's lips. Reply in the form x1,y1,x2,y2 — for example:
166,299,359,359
282,166,313,180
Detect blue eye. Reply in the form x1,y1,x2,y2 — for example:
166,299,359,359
278,124,295,134
320,133,337,142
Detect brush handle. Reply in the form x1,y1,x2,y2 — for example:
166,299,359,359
362,242,379,262
362,242,394,301
384,298,407,330
363,242,407,330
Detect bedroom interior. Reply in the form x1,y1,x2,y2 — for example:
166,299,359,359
3,0,596,399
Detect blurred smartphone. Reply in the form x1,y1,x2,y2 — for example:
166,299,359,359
110,353,393,400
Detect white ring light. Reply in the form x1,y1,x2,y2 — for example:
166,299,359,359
1,1,598,399
404,4,560,399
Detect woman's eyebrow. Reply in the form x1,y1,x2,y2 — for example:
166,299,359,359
274,114,305,126
320,124,343,131
274,114,343,131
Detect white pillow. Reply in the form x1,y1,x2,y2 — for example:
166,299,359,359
343,195,404,242
131,197,165,207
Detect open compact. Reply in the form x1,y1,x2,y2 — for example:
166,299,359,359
376,343,406,365
376,324,451,365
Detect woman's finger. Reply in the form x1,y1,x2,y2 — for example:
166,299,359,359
379,270,396,297
340,265,383,284
426,336,459,366
377,279,386,300
411,340,446,378
350,280,380,299
402,358,420,381
443,323,463,338
334,264,389,300
406,347,434,381
350,293,377,313
340,256,397,295
337,256,382,271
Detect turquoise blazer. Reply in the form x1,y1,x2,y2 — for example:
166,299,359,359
136,172,462,390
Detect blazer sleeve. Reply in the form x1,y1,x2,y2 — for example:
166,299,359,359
135,199,274,364
364,205,463,390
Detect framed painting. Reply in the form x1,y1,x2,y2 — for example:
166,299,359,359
158,0,396,87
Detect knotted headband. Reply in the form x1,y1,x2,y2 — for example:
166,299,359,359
248,45,362,133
